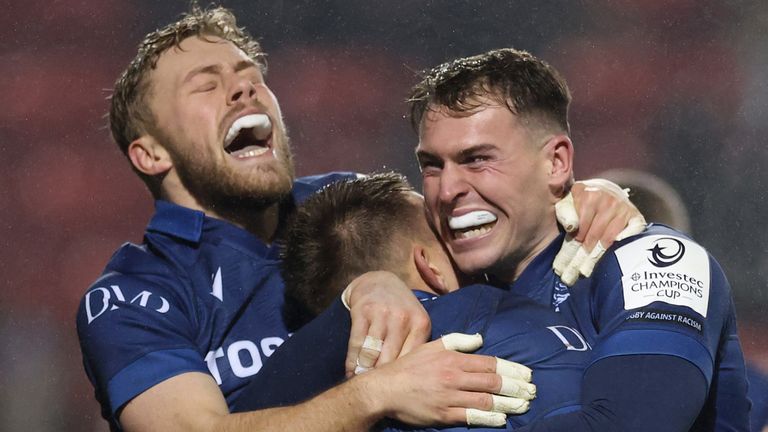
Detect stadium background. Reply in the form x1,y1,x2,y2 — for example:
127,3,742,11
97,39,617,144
1,0,766,429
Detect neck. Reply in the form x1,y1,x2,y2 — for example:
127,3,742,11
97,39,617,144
161,183,282,245
495,226,560,283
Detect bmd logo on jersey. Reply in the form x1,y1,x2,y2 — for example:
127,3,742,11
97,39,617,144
647,237,686,268
85,285,170,324
615,235,711,317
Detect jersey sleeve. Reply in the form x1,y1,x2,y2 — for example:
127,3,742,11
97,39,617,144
587,231,735,389
76,260,206,424
231,297,351,412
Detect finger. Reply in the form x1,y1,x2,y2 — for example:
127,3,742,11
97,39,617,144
578,240,607,278
572,196,597,243
499,376,537,400
466,409,507,427
553,235,580,276
554,192,579,233
398,320,431,358
561,244,589,286
358,314,388,367
442,333,483,352
357,335,384,369
377,326,405,366
345,312,370,377
615,215,647,241
491,395,531,414
495,358,532,382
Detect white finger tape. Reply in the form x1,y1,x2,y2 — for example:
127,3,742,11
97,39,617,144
466,408,506,427
495,358,532,382
561,245,589,286
615,215,647,241
492,395,530,414
555,192,579,233
578,241,606,278
362,335,384,352
553,235,581,276
499,376,537,400
441,333,483,352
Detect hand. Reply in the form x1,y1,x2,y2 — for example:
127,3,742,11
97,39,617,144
553,179,646,285
344,271,431,377
359,333,535,427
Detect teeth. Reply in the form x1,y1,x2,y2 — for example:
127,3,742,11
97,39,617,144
234,147,270,159
457,225,493,239
225,114,272,147
449,211,497,230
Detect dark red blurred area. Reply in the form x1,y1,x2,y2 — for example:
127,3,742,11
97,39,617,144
3,1,765,429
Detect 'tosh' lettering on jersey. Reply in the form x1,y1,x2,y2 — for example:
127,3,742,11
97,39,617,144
615,235,710,317
206,337,285,385
85,285,170,324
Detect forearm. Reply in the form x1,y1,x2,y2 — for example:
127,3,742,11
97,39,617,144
219,376,382,432
515,355,707,432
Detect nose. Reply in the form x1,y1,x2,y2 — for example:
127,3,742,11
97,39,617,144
438,163,470,206
227,76,258,105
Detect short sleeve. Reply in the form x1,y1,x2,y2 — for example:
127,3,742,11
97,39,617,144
76,271,207,423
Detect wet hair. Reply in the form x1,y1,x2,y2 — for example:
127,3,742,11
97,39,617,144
408,48,571,133
109,4,266,192
281,172,426,328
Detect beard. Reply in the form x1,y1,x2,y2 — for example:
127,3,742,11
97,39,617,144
165,128,296,219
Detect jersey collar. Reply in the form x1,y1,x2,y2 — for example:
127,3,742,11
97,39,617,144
506,232,566,303
146,200,277,259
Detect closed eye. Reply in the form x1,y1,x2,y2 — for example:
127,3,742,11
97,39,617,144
194,82,217,93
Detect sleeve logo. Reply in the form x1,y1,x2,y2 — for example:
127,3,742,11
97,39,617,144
647,237,686,267
615,235,710,317
85,285,170,324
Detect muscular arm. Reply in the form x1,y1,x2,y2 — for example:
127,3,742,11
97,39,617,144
515,355,707,432
120,371,383,432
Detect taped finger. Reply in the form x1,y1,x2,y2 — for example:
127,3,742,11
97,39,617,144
466,408,507,427
561,245,589,286
553,235,581,276
499,376,537,400
615,215,647,241
362,335,384,352
491,395,530,414
495,358,532,382
441,333,483,352
555,192,579,233
354,358,372,375
578,241,606,278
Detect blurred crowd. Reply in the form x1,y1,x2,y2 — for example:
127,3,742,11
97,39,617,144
1,0,766,429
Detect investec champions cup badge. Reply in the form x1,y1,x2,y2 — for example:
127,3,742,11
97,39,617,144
615,235,710,317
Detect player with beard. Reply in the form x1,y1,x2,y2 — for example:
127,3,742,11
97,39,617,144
75,6,642,432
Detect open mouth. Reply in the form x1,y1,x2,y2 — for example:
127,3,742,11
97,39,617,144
448,210,498,240
224,114,273,159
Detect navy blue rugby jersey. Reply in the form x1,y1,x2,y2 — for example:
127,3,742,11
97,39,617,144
75,172,356,430
234,284,593,429
505,224,750,431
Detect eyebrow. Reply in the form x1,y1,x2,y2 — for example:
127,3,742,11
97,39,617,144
182,60,259,84
459,143,498,157
415,143,498,161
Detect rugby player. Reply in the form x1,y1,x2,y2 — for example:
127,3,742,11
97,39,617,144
407,48,750,430
75,6,643,431
234,172,594,430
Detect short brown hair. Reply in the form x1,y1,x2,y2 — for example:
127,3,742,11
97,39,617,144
281,172,426,328
109,5,267,155
408,48,571,133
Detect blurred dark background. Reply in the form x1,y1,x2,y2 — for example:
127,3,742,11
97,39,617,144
1,0,766,429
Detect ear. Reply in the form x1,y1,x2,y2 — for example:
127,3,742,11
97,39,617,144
413,245,449,295
128,136,173,176
545,134,574,197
